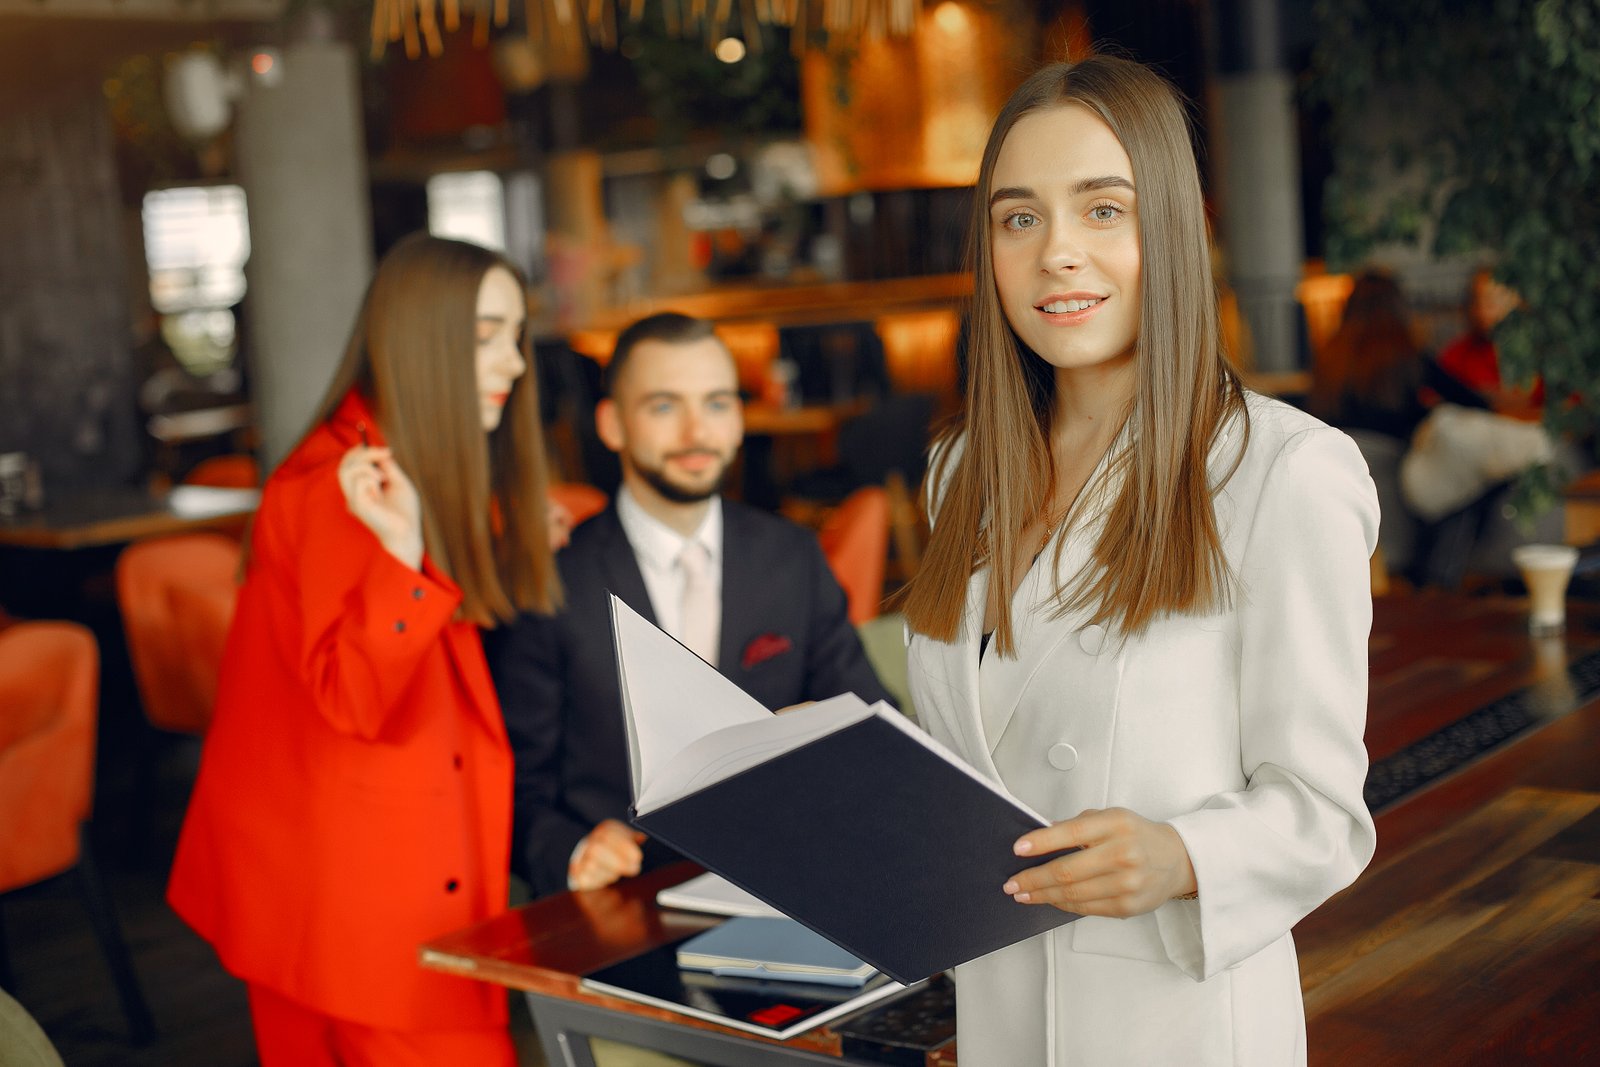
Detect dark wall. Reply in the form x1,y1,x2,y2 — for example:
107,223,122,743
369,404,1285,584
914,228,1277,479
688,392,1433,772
0,81,144,492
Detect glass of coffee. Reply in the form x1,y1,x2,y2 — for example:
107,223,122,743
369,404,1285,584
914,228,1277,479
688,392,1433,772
1511,543,1581,638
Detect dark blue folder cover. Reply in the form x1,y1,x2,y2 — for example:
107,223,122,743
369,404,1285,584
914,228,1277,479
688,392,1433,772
632,713,1079,985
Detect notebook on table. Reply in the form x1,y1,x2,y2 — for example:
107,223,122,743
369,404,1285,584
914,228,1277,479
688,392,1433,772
580,933,912,1041
676,916,877,987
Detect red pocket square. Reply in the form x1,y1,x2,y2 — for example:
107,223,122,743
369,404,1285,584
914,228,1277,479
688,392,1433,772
741,633,793,670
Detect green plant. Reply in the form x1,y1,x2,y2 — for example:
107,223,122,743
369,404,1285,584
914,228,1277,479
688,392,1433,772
623,15,802,145
1312,0,1600,510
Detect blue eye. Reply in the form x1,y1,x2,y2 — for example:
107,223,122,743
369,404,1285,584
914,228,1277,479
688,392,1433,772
1003,211,1040,231
1089,204,1123,222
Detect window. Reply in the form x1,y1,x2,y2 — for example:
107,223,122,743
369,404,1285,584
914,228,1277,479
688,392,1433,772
141,185,250,377
427,171,507,252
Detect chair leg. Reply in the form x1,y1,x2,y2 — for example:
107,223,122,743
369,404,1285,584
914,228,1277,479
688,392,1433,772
75,824,156,1046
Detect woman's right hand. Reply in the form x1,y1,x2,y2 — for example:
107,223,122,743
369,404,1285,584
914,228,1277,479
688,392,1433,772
569,818,647,892
338,446,423,570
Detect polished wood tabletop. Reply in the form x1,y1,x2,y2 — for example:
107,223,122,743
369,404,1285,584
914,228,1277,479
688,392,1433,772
1299,589,1600,1065
0,485,258,550
420,863,892,1060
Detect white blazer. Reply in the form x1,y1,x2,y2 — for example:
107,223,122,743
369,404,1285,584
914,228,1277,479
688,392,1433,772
907,394,1380,1066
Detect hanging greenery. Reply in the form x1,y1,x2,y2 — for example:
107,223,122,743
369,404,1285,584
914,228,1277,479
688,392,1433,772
1311,0,1600,514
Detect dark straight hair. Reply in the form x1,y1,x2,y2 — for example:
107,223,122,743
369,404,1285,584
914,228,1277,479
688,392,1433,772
603,312,719,396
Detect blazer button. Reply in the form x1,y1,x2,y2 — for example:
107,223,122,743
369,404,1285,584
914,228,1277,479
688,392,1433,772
452,753,463,770
445,878,459,893
1047,742,1079,771
394,620,407,634
1078,624,1106,655
412,587,425,600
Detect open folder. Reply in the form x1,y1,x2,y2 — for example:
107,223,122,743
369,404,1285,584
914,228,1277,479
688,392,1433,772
610,594,1079,985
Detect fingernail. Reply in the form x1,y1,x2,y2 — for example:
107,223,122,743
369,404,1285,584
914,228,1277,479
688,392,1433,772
1014,839,1033,855
1002,880,1018,894
1014,892,1031,903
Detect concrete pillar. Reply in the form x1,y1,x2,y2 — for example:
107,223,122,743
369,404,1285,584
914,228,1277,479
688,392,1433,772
1209,0,1305,372
234,31,371,468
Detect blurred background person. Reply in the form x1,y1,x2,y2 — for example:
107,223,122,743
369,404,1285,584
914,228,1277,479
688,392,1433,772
1437,268,1543,418
1309,269,1485,440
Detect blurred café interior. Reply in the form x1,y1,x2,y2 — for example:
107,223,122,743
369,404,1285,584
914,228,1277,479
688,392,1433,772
3,0,1599,1063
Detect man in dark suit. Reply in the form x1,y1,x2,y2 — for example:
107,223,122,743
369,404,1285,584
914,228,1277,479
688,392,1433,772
488,312,890,898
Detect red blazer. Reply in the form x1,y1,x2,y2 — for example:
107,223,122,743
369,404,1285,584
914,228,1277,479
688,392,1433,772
168,392,512,1031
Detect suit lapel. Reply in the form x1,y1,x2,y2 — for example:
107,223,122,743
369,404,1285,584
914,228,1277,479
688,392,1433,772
975,440,1127,753
977,541,1092,754
913,566,1004,783
593,507,659,626
717,502,756,673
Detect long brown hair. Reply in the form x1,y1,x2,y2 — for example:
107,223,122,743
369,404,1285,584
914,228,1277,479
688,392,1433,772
899,56,1247,654
1309,270,1422,420
295,232,560,626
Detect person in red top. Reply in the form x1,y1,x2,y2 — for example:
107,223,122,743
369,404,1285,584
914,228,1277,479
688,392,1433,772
167,233,562,1066
1438,268,1544,415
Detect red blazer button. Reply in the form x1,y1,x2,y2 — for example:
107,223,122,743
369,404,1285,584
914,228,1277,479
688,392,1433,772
445,878,459,892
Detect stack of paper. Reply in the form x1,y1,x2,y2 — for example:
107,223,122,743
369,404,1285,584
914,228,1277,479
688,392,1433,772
656,872,786,919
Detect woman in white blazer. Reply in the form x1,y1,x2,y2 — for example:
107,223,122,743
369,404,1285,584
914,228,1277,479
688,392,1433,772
895,58,1379,1065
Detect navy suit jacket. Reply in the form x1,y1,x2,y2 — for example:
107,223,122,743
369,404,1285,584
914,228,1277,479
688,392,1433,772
487,499,891,897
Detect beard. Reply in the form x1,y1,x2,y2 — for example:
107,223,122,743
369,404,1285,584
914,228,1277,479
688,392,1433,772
632,450,732,504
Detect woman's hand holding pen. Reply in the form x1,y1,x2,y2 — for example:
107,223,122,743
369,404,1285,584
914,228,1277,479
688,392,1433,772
338,446,423,570
1003,807,1198,917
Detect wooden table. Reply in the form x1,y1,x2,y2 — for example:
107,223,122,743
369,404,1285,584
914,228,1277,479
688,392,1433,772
1299,590,1600,1064
423,591,1599,1066
421,863,955,1067
0,485,258,550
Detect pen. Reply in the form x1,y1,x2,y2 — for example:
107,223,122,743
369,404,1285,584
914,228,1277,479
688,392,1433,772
356,421,387,489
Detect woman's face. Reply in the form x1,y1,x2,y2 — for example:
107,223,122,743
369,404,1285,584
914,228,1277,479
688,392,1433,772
988,103,1141,380
474,266,528,432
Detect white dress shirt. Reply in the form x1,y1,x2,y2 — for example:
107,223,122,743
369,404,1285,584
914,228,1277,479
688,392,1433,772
614,485,724,655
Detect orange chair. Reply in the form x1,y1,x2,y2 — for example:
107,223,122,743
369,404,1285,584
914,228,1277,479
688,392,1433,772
549,481,610,529
183,453,260,488
818,485,891,626
116,533,242,736
0,622,155,1044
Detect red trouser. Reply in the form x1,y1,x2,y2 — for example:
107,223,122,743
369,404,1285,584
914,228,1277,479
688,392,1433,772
248,984,518,1067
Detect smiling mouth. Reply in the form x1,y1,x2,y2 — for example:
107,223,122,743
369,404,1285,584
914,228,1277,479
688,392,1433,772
1038,298,1103,314
669,451,721,471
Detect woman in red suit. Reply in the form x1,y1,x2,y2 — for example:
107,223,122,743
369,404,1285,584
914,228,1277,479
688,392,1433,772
168,233,561,1065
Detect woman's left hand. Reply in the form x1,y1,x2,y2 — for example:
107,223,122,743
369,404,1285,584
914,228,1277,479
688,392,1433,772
1003,807,1197,917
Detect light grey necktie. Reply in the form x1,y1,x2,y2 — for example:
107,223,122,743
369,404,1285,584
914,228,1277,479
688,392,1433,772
677,539,719,666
